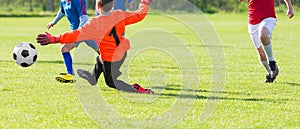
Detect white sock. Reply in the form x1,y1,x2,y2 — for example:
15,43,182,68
264,43,275,61
262,61,272,74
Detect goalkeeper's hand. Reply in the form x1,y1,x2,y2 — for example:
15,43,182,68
36,32,60,46
141,0,151,5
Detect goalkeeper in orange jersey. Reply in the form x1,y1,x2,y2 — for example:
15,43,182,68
36,0,154,94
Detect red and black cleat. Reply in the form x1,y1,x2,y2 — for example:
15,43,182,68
132,83,154,94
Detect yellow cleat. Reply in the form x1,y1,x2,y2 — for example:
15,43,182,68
55,73,76,83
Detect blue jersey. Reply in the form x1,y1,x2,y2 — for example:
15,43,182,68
60,0,87,30
113,0,134,11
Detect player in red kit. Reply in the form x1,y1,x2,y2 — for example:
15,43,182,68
36,0,154,94
240,0,294,83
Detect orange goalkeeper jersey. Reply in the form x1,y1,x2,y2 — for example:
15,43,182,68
59,3,150,62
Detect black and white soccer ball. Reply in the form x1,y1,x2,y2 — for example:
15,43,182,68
13,42,38,67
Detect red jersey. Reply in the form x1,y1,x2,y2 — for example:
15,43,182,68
59,3,150,62
248,0,276,25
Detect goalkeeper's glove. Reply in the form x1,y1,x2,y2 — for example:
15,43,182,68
36,32,60,46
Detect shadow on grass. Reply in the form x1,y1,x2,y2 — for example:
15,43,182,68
77,83,293,103
158,93,267,102
186,44,231,48
0,59,14,63
279,82,300,87
0,59,94,66
38,60,94,65
157,92,293,103
152,85,250,95
152,85,294,103
38,60,95,65
37,60,64,64
78,83,295,103
0,59,63,64
1,88,14,92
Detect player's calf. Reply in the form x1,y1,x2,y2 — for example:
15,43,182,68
77,69,98,86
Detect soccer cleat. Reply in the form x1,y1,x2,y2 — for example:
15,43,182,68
55,73,76,83
265,74,275,83
77,69,97,86
132,83,154,94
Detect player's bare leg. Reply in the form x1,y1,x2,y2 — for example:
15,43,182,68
256,46,272,82
56,43,76,83
259,26,279,83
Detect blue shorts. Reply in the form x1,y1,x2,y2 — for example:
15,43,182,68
76,40,99,50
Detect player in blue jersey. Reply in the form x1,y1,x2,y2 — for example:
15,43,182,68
95,0,134,15
114,0,135,11
46,0,99,83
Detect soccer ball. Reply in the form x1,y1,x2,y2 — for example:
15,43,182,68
13,42,38,67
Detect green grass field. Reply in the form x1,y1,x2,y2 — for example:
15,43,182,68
0,12,299,128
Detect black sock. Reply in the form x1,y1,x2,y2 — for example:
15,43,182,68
269,61,276,71
92,56,103,80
